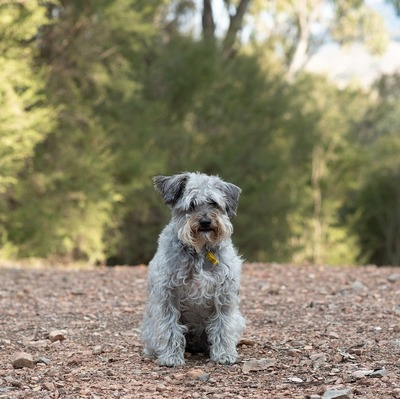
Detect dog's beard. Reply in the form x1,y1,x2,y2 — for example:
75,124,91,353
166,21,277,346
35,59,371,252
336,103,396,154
178,212,233,252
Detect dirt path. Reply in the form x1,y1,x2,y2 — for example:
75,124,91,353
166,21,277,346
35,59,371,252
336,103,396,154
0,262,399,398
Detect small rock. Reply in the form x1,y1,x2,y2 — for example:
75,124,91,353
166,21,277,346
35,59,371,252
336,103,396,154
242,358,276,373
34,357,51,365
55,382,65,388
5,376,22,387
197,373,210,382
369,368,388,378
388,273,400,282
171,372,185,381
156,383,167,392
328,332,339,339
92,345,103,355
352,370,373,379
322,388,353,399
11,352,34,369
333,353,343,363
0,387,17,394
337,349,355,360
289,376,303,383
25,339,49,348
49,330,65,342
187,369,206,379
309,395,322,399
391,338,400,349
43,382,56,391
393,388,400,399
351,281,366,291
310,353,327,362
67,355,82,366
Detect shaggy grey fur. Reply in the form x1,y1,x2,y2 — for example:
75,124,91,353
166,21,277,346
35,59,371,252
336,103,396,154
142,172,245,367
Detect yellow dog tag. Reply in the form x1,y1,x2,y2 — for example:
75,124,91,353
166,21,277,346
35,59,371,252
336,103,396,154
205,251,219,266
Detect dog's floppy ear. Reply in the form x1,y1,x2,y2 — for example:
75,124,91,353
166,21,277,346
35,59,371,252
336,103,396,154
223,182,241,218
153,174,188,206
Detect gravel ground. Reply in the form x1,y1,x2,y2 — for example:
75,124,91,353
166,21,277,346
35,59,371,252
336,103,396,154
0,262,400,399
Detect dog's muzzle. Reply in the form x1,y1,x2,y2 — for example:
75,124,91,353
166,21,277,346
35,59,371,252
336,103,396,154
198,216,212,232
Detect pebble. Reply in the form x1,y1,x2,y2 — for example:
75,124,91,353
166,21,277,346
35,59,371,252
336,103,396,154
5,376,21,387
322,388,352,399
43,382,56,391
393,388,400,399
25,339,49,348
333,353,343,363
11,352,34,369
370,368,388,378
387,273,400,282
49,330,65,342
197,373,210,382
156,383,167,392
34,357,51,365
352,370,372,379
93,345,103,355
310,353,327,362
242,358,276,373
187,369,205,379
171,372,185,380
328,332,340,339
351,281,365,290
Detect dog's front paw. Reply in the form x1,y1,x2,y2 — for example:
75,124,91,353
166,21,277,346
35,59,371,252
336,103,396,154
143,347,156,359
157,354,185,367
211,352,237,365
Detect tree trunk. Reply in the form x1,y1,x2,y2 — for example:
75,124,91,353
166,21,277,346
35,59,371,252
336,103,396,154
222,0,251,58
311,144,323,264
202,0,215,42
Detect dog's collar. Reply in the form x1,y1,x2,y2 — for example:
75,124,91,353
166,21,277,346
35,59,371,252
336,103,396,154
205,251,219,267
181,244,219,267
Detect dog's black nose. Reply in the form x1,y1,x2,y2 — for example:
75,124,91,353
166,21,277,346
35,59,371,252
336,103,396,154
199,217,212,229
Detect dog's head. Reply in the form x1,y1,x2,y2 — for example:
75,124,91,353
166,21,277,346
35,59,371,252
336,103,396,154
153,172,241,251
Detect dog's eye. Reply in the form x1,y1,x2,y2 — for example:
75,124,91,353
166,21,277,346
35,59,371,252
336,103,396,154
208,200,218,208
189,201,196,211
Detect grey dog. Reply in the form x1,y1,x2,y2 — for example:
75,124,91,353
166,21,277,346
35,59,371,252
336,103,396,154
142,172,245,367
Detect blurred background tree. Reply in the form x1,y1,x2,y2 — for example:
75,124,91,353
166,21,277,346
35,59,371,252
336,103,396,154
1,0,399,266
347,73,400,265
0,0,55,257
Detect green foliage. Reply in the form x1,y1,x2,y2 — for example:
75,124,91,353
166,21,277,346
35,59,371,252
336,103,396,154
0,0,55,257
1,0,399,266
348,74,400,265
3,0,163,263
353,168,400,265
332,0,388,54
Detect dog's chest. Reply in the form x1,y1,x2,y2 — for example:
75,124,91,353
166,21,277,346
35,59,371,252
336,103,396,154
176,260,220,306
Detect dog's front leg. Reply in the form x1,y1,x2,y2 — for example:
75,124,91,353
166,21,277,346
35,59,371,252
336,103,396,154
149,290,187,367
206,293,245,365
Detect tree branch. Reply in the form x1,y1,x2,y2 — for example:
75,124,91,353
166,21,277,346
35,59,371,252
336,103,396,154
222,0,251,57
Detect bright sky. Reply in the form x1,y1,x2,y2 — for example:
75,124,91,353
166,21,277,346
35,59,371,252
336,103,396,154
191,0,400,86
